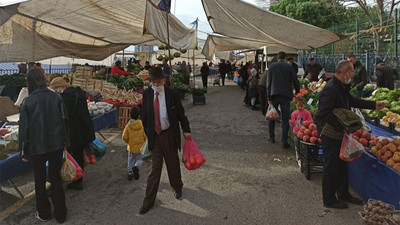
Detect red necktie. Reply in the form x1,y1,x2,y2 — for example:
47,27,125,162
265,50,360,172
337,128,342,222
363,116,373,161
154,92,162,134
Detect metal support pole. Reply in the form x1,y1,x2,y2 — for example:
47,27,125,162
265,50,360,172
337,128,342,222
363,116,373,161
356,20,359,55
331,24,335,55
166,12,172,82
394,9,398,58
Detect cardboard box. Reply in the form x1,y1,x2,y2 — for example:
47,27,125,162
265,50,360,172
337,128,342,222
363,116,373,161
0,97,19,121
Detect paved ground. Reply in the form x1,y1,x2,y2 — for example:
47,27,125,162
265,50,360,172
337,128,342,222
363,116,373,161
0,79,363,225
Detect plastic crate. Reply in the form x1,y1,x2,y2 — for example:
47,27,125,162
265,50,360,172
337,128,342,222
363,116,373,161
299,141,324,180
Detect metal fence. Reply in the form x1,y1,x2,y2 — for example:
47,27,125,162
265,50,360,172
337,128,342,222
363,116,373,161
0,68,71,75
298,53,399,79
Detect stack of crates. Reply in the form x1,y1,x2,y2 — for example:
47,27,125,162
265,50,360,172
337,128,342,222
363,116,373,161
299,141,324,180
74,66,93,79
117,106,131,129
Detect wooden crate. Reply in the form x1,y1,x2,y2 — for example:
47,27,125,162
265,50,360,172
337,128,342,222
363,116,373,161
75,66,92,79
102,81,118,92
118,106,132,129
72,78,87,88
86,79,95,90
93,79,103,91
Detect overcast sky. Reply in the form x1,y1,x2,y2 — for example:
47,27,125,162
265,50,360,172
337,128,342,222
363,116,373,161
171,0,258,40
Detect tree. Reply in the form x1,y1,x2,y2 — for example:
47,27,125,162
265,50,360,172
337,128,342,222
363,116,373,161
269,0,348,28
338,0,399,52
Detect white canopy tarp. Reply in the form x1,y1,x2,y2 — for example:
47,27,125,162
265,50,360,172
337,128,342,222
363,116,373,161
201,35,298,60
0,0,197,62
201,0,345,50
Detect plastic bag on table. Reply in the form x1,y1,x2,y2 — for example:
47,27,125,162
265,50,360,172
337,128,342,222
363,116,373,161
182,138,206,170
140,139,150,162
266,104,279,120
339,133,364,162
60,150,76,182
88,137,106,161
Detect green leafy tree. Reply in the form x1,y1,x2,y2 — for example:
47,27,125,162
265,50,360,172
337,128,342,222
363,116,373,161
269,0,347,28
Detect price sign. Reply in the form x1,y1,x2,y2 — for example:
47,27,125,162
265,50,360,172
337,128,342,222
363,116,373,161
307,98,314,105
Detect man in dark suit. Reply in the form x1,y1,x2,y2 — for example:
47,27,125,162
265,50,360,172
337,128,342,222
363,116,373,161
139,67,191,215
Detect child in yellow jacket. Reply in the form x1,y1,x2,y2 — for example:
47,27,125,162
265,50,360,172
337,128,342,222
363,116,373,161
122,107,147,180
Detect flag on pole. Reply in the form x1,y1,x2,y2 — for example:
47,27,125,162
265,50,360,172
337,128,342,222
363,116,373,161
187,20,198,30
147,0,171,12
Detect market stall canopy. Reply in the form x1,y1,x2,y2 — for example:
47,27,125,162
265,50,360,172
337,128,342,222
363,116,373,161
201,35,298,60
201,0,346,50
0,0,197,62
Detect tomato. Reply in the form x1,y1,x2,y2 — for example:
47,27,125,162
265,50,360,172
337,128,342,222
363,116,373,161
309,123,317,131
304,129,311,136
311,130,318,138
303,121,311,129
310,137,317,144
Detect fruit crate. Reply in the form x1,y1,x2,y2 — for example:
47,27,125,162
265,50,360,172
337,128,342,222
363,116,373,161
86,79,95,90
93,79,103,91
75,66,93,79
299,141,324,180
117,106,131,129
71,78,87,88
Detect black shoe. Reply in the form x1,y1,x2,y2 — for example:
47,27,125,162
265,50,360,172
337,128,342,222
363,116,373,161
35,211,50,222
268,138,275,144
282,142,291,149
324,201,348,209
56,217,66,224
174,190,182,199
139,205,153,215
127,172,133,181
67,182,83,190
133,167,139,180
338,195,364,205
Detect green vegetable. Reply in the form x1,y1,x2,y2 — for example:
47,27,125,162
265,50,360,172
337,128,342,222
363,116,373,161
189,87,207,96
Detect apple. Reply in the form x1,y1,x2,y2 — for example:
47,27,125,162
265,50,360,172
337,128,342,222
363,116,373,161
380,155,389,163
362,131,371,140
354,130,363,137
303,135,310,142
303,121,311,129
370,146,378,154
297,132,304,139
309,123,317,131
393,152,400,162
382,138,389,145
369,140,376,146
310,137,317,144
385,151,393,158
390,144,397,153
359,138,368,147
387,158,395,167
381,146,388,154
376,150,383,157
376,142,383,149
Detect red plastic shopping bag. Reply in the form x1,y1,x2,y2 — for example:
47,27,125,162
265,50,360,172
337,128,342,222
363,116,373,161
65,150,84,181
339,133,364,162
182,138,206,170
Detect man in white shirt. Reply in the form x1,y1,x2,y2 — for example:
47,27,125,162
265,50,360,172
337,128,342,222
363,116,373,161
139,67,191,215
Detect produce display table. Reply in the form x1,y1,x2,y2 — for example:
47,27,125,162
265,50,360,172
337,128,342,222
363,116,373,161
348,152,400,210
91,109,117,132
349,122,400,210
0,151,31,198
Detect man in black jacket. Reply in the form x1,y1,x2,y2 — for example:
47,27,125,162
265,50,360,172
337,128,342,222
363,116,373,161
219,59,227,86
267,51,300,148
140,67,191,215
347,54,368,91
50,77,95,190
376,58,395,90
318,60,386,209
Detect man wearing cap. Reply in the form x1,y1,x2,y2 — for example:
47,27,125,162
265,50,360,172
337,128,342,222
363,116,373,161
139,67,191,215
347,54,367,91
50,77,95,190
376,58,395,90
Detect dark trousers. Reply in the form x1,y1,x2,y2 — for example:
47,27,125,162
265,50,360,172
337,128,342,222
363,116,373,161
258,86,267,115
202,75,208,88
31,150,66,220
143,129,183,207
221,73,226,86
268,95,290,143
321,136,349,205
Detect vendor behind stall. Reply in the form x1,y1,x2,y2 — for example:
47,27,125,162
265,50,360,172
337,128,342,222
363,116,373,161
111,60,134,76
